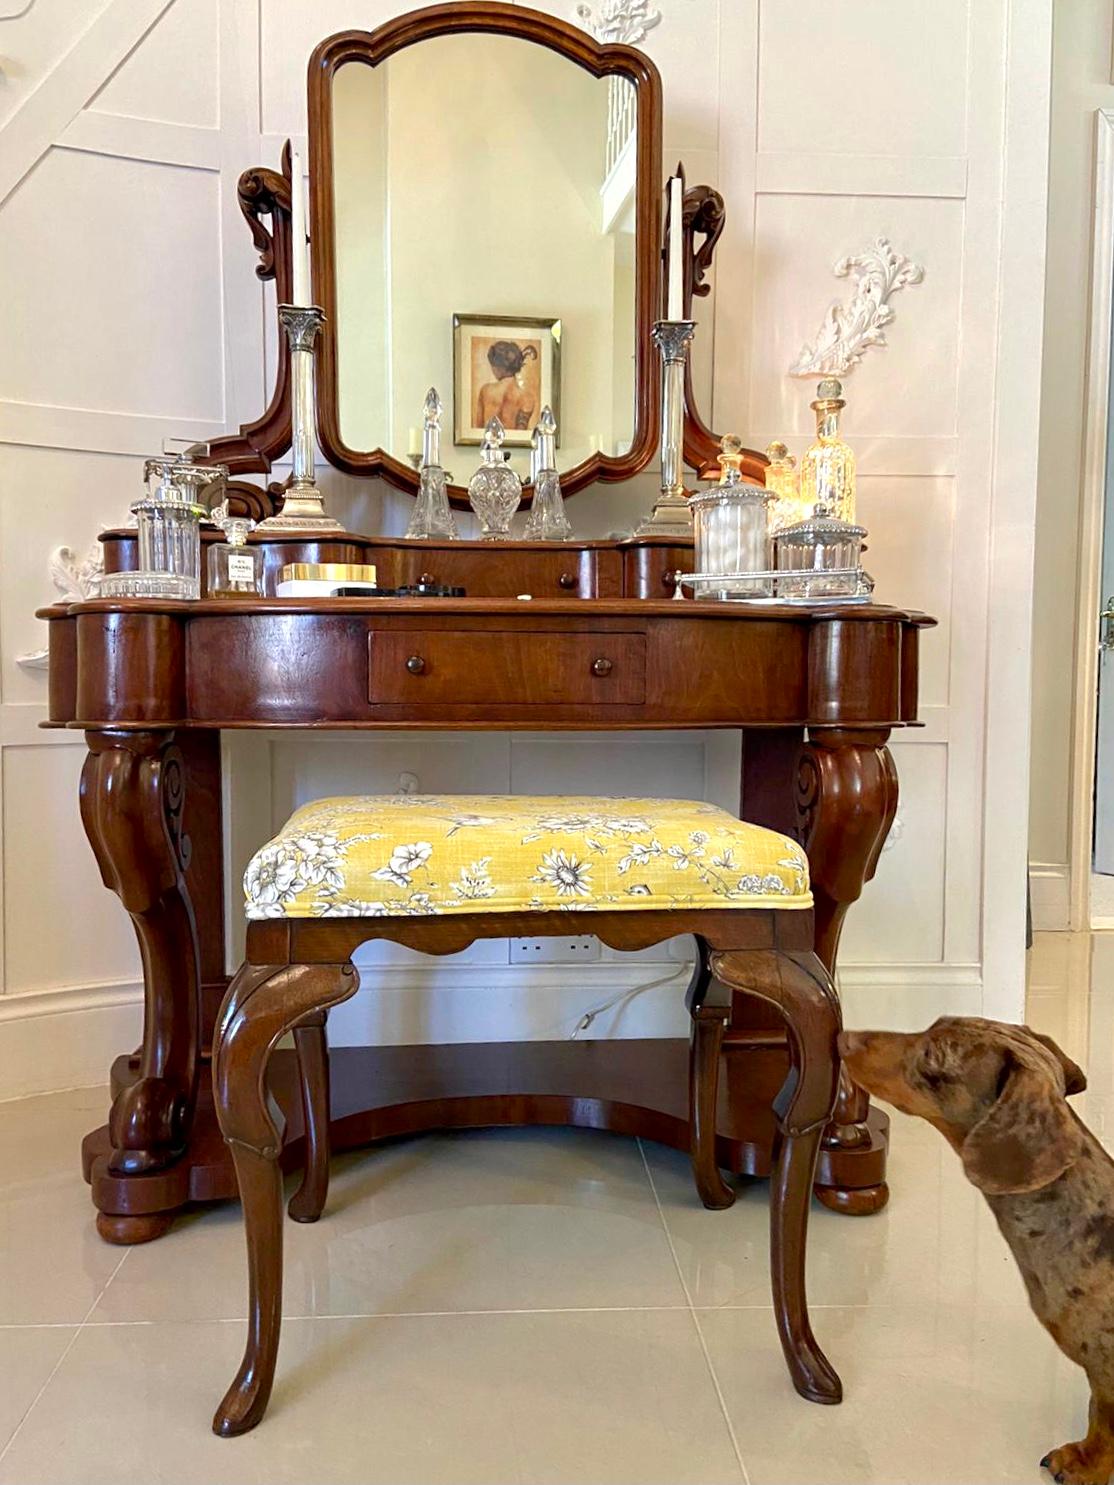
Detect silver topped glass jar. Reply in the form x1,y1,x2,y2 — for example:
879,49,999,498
775,513,867,598
689,435,772,597
127,457,212,599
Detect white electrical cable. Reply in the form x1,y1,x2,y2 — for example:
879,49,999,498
571,963,690,1038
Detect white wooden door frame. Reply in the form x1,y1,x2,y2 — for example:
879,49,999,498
1068,111,1114,930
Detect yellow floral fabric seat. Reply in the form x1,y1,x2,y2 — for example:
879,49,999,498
244,795,811,920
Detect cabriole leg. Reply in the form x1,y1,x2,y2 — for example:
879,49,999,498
212,959,358,1437
711,946,842,1404
80,731,200,1237
686,940,733,1209
797,730,898,1213
288,1012,330,1223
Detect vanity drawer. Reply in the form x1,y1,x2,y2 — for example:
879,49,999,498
389,547,622,598
369,629,646,706
622,543,694,599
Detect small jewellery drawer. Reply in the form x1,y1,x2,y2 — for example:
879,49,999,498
387,548,620,598
369,630,647,706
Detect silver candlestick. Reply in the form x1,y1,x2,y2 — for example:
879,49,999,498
637,319,697,536
257,304,343,532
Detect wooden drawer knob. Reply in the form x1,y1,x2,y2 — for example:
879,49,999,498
418,571,437,586
591,657,613,677
557,572,578,590
405,655,426,675
661,569,677,590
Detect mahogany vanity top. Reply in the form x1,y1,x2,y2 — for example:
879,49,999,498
40,595,933,734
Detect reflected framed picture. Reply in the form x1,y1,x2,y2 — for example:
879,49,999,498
452,313,561,447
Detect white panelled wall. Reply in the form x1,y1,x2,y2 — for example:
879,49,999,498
0,0,1049,1098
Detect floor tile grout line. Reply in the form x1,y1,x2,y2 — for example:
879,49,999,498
638,1138,752,1485
43,1295,1045,1333
0,1248,129,1468
71,1304,700,1329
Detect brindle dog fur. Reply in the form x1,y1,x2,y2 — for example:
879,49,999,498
839,1018,1109,1485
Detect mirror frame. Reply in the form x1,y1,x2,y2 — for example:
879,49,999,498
307,0,662,505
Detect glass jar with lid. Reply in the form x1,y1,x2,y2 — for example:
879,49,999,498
126,458,211,599
689,435,772,597
775,513,867,598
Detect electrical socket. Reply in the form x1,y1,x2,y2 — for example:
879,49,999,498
511,935,601,964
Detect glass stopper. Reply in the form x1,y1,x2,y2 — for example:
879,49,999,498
481,416,506,464
535,405,558,471
716,433,746,485
223,518,253,547
422,387,443,469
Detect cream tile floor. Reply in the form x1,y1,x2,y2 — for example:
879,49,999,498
0,933,1109,1484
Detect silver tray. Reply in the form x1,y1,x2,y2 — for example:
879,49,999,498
674,567,874,605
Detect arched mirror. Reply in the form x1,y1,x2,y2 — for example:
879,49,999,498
308,4,662,503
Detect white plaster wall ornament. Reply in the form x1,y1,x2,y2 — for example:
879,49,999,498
16,541,106,670
49,541,104,602
575,0,662,45
789,237,925,378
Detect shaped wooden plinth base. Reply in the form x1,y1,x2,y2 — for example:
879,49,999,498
82,1038,888,1243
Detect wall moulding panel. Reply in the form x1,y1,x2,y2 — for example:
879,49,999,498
754,153,969,200
0,0,1047,1095
57,113,222,172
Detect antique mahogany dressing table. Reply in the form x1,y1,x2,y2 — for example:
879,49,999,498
40,2,932,1244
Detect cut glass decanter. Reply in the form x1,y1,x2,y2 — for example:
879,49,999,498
799,377,857,523
467,417,522,539
524,406,572,541
406,388,458,539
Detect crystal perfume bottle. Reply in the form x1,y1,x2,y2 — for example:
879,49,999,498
799,378,856,523
208,508,264,597
468,417,522,539
406,388,458,539
765,441,804,532
524,406,572,541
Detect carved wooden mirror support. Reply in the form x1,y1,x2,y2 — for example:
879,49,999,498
206,4,764,512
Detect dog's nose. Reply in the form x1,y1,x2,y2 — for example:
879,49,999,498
837,1030,867,1058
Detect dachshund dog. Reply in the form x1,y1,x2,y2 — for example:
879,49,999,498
839,1017,1111,1485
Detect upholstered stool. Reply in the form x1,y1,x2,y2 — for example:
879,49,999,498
211,795,843,1435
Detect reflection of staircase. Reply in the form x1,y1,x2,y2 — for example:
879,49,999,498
600,75,637,232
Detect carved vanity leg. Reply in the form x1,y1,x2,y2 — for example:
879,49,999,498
797,729,898,1215
80,730,201,1241
287,1012,331,1223
711,947,842,1405
212,959,358,1438
686,940,733,1210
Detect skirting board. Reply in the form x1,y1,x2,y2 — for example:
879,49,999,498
0,961,985,1101
1030,861,1071,932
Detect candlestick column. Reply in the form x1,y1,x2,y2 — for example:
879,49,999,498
256,306,343,532
636,319,696,536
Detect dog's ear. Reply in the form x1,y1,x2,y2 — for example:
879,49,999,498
962,1051,1080,1194
1027,1029,1087,1095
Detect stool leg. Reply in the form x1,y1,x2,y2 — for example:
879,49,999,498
711,946,842,1406
288,1012,330,1223
211,959,358,1438
686,941,733,1209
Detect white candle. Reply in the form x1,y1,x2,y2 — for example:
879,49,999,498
667,175,684,320
291,149,310,306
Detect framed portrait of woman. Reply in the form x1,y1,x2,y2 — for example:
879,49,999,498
452,314,562,447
